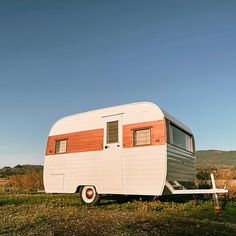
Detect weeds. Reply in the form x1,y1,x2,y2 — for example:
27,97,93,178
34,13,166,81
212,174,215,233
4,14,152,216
7,170,43,193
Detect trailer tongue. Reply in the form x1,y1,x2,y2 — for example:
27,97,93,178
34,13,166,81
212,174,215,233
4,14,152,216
165,173,228,213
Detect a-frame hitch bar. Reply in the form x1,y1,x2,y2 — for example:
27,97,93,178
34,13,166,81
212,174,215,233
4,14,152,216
165,173,228,213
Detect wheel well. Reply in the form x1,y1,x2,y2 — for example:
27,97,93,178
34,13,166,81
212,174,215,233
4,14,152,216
75,185,98,193
75,185,82,193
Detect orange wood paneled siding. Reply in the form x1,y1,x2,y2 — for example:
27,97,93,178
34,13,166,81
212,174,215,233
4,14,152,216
46,120,166,155
123,120,166,148
46,129,104,155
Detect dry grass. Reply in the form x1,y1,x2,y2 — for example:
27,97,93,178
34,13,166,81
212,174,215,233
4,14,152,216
2,166,236,196
196,166,236,196
7,170,43,193
0,178,10,192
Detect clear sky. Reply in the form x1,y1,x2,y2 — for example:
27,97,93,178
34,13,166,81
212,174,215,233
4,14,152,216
0,0,236,167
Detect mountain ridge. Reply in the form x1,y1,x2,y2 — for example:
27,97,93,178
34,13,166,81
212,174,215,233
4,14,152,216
196,150,236,167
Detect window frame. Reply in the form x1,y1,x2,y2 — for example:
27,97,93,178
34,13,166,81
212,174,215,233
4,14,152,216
55,139,68,154
132,126,152,147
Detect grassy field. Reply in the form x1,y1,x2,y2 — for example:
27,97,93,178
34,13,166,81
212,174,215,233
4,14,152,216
0,193,236,236
1,163,236,235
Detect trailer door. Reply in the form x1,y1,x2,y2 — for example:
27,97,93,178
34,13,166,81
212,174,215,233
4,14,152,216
103,114,122,190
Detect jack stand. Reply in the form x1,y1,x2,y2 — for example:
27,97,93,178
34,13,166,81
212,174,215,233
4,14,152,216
213,193,221,214
151,195,158,201
211,173,221,214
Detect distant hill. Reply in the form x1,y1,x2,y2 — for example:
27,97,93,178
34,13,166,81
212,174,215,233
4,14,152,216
196,150,236,167
0,165,43,178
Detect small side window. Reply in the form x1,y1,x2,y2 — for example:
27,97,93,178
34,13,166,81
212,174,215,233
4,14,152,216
107,120,119,144
55,139,67,154
133,128,151,146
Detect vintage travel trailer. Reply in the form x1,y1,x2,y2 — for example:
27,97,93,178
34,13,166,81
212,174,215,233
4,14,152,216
44,102,227,205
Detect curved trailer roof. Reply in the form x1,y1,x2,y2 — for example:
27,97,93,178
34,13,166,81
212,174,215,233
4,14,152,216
49,102,193,136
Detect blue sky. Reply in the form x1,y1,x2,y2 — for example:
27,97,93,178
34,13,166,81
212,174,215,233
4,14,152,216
0,0,236,167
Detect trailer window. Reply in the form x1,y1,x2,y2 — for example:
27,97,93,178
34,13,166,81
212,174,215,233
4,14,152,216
107,121,118,143
133,128,151,146
55,139,67,154
169,124,193,152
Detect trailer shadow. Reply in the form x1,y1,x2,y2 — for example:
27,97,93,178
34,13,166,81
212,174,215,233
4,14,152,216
100,194,213,206
99,195,157,206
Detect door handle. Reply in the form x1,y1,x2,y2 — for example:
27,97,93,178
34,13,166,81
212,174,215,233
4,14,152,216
104,145,110,149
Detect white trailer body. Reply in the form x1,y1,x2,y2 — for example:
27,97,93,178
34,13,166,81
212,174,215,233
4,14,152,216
44,102,227,204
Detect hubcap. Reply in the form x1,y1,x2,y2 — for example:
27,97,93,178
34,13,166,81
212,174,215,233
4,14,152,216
86,188,94,199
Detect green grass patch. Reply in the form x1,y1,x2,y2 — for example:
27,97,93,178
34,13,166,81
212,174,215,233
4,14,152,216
0,226,15,234
0,193,81,207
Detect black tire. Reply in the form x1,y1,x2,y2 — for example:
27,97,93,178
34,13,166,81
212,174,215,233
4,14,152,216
79,185,101,206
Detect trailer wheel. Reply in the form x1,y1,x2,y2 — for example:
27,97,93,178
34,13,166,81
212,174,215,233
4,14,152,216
79,186,101,206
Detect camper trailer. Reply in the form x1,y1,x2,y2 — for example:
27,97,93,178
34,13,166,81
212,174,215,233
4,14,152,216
44,102,227,205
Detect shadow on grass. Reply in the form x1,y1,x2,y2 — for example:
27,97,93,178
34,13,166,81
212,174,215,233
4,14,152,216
100,194,205,206
100,195,159,206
